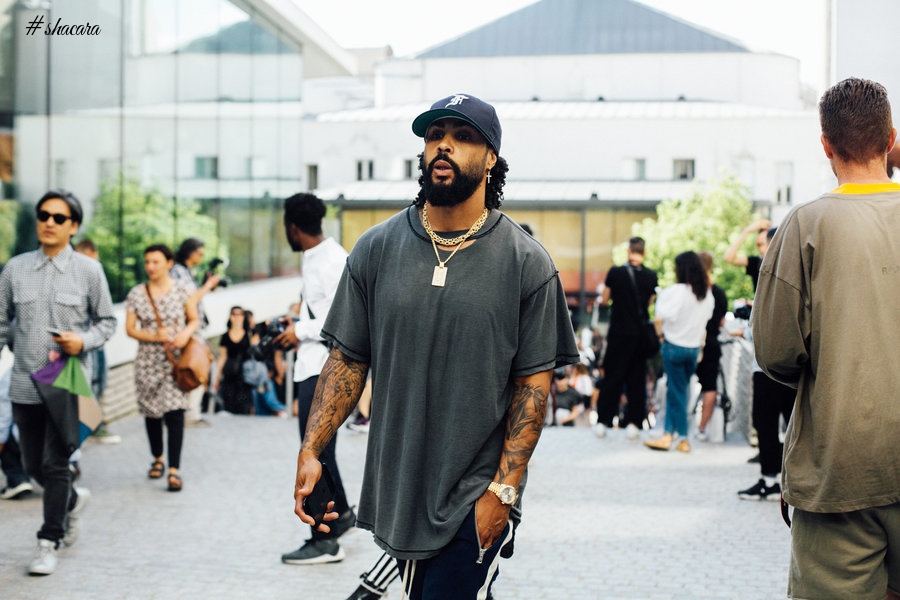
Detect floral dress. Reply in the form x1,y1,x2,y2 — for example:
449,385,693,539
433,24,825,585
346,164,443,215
125,283,192,418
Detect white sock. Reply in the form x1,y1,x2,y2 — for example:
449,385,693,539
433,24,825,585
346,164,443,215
763,475,779,487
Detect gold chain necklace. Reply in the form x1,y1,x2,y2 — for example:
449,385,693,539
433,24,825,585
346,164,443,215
421,205,490,287
422,204,489,246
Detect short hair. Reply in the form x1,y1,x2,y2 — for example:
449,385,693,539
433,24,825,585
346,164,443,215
37,189,83,225
766,227,777,241
283,193,326,236
175,238,205,265
628,237,646,255
144,244,174,261
819,77,893,164
74,238,97,254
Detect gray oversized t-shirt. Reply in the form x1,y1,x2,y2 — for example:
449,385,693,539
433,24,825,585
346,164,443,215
322,205,579,559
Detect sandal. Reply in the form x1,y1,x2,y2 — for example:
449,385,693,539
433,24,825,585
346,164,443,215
167,472,183,492
148,459,164,479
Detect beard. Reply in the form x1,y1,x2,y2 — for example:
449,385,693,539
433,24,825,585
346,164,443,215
422,153,484,207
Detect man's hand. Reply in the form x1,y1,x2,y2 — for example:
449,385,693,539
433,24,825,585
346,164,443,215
53,331,84,356
273,318,299,349
293,449,338,532
474,490,511,548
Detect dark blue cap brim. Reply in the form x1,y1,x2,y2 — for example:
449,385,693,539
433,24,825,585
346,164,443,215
411,109,499,152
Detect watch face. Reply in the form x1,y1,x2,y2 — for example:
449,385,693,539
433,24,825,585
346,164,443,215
500,487,516,503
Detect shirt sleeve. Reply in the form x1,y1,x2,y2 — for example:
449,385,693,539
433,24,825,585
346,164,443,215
321,261,371,363
0,266,11,352
511,272,580,377
751,218,808,388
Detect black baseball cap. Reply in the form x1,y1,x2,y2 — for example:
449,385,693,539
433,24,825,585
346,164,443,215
412,94,502,153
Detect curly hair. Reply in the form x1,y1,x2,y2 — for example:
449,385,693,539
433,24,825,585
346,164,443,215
283,193,326,236
414,154,508,209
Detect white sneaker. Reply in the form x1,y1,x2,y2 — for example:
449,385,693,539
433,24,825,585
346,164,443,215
29,539,58,576
63,487,91,547
588,410,598,426
625,423,640,440
695,429,709,442
593,423,607,438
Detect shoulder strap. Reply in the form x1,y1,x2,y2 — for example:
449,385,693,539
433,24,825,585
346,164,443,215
145,284,177,366
624,266,649,322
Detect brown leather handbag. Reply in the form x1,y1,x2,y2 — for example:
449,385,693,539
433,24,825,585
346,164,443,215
145,284,213,392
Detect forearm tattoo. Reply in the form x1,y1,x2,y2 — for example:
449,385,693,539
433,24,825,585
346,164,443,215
498,378,548,482
302,348,369,456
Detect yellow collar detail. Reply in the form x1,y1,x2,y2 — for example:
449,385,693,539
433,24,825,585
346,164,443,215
831,182,900,194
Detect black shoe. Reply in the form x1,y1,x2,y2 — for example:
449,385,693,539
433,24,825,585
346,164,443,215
345,584,384,600
281,538,345,565
738,478,781,501
747,453,760,464
330,507,357,539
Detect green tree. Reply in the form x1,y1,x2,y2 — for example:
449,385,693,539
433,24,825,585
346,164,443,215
616,173,763,308
0,200,19,264
81,174,225,301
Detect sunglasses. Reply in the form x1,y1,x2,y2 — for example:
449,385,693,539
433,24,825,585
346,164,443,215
37,210,73,225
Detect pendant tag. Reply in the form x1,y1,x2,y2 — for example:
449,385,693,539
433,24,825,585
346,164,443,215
431,265,447,287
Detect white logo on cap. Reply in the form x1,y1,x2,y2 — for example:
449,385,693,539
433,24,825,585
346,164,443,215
445,95,469,107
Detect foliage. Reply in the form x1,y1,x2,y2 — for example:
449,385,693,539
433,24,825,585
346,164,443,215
616,173,763,308
80,174,225,301
0,200,18,264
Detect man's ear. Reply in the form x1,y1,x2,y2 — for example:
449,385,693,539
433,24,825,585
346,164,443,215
486,148,497,172
820,134,834,159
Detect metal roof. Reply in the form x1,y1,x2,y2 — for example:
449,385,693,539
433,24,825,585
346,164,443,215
416,0,750,59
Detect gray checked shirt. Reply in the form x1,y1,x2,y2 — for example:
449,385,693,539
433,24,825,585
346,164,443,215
0,245,117,405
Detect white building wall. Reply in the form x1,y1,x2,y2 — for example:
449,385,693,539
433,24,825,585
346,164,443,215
376,53,802,109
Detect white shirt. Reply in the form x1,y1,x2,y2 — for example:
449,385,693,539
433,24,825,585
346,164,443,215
292,237,349,382
655,283,714,349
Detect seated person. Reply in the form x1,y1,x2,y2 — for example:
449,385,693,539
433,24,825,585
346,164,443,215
554,369,584,427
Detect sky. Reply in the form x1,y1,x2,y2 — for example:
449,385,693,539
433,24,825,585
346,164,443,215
292,0,828,94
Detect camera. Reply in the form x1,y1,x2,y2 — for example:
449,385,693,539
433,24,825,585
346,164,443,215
732,301,752,321
248,320,286,362
205,257,231,288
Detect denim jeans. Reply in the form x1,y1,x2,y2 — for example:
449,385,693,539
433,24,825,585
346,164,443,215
12,402,75,543
662,341,700,437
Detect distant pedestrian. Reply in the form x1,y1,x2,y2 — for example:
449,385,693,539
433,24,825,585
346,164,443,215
125,244,201,493
693,251,727,442
214,306,253,415
644,251,713,453
595,237,658,440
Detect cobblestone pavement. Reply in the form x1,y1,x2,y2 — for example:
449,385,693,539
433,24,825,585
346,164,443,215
0,413,790,599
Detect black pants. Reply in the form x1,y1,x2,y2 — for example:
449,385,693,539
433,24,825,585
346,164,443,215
752,372,796,477
296,376,350,539
13,403,76,543
145,410,185,470
597,333,647,428
1,431,30,488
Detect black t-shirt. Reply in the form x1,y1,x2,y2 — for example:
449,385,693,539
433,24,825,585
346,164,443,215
605,264,658,336
219,330,249,378
555,387,583,411
704,284,728,354
746,255,763,292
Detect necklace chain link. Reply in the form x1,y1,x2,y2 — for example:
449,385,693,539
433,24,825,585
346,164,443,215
421,205,489,247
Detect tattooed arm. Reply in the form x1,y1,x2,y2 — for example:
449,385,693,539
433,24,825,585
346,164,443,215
476,369,552,548
293,347,369,530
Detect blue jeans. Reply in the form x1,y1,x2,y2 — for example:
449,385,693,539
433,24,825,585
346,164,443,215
662,341,700,437
252,380,286,416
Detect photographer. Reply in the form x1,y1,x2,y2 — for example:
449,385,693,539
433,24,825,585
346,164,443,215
273,193,356,565
171,238,221,426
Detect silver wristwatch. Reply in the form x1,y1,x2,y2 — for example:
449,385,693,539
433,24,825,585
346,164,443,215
487,482,518,505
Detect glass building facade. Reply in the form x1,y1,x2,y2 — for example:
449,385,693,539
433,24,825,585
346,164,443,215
1,0,311,300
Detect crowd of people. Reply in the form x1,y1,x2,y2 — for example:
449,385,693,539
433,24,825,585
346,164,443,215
1,80,898,599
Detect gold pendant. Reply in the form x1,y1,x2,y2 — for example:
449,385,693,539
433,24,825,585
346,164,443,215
432,264,447,287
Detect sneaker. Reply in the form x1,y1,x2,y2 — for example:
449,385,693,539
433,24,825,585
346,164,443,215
330,507,358,539
186,418,212,428
90,423,122,444
62,487,91,547
28,539,58,576
588,410,598,426
675,439,691,453
738,478,781,502
625,423,640,440
593,423,607,438
695,429,709,442
68,461,81,480
281,538,345,565
644,433,672,451
747,453,760,464
1,481,34,500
